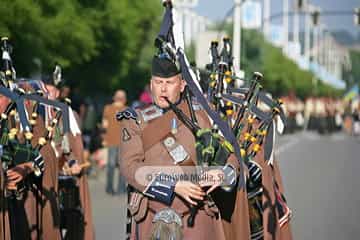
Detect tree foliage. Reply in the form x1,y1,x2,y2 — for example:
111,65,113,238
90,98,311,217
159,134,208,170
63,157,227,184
0,0,162,99
344,49,360,89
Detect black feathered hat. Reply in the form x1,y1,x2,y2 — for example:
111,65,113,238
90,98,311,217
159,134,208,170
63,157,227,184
151,55,180,78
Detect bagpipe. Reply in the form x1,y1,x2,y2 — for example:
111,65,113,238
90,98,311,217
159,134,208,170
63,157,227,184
206,39,291,239
0,37,71,240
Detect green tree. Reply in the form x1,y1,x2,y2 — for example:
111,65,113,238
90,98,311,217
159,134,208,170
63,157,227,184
0,0,99,75
343,49,360,89
0,0,162,99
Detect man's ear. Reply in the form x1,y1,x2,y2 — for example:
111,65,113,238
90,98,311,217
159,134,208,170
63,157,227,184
180,78,186,93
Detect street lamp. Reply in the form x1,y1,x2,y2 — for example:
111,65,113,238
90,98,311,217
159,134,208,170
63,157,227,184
304,1,311,59
297,0,304,10
311,9,320,26
172,0,199,46
283,0,289,53
354,8,360,25
233,0,243,73
310,7,321,65
263,0,271,38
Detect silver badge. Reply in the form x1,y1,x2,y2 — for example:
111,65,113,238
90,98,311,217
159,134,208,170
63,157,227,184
140,105,163,122
169,145,189,164
163,137,189,164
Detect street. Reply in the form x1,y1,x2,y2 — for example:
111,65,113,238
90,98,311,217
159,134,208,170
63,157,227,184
89,131,360,240
276,131,360,240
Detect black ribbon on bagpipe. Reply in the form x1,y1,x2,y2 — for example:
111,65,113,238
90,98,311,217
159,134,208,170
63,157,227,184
22,93,70,133
0,87,70,134
0,86,31,130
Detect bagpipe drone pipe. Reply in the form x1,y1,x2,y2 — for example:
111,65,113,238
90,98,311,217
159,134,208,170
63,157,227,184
221,72,291,239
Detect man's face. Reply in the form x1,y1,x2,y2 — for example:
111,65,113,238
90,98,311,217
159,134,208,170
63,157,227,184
45,84,60,100
60,86,70,98
0,95,10,113
150,74,185,108
113,91,127,105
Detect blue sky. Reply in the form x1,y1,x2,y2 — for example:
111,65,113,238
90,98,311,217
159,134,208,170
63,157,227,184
194,0,360,39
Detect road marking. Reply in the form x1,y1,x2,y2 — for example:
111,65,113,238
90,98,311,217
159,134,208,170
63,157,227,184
302,132,321,140
330,134,346,141
275,136,301,156
275,132,352,157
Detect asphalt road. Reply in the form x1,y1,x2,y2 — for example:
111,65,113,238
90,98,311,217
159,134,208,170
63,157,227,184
275,131,360,240
89,131,360,240
89,172,127,240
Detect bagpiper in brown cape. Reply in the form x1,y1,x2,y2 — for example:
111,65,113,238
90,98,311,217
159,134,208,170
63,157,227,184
118,56,251,240
0,36,62,240
42,69,95,240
